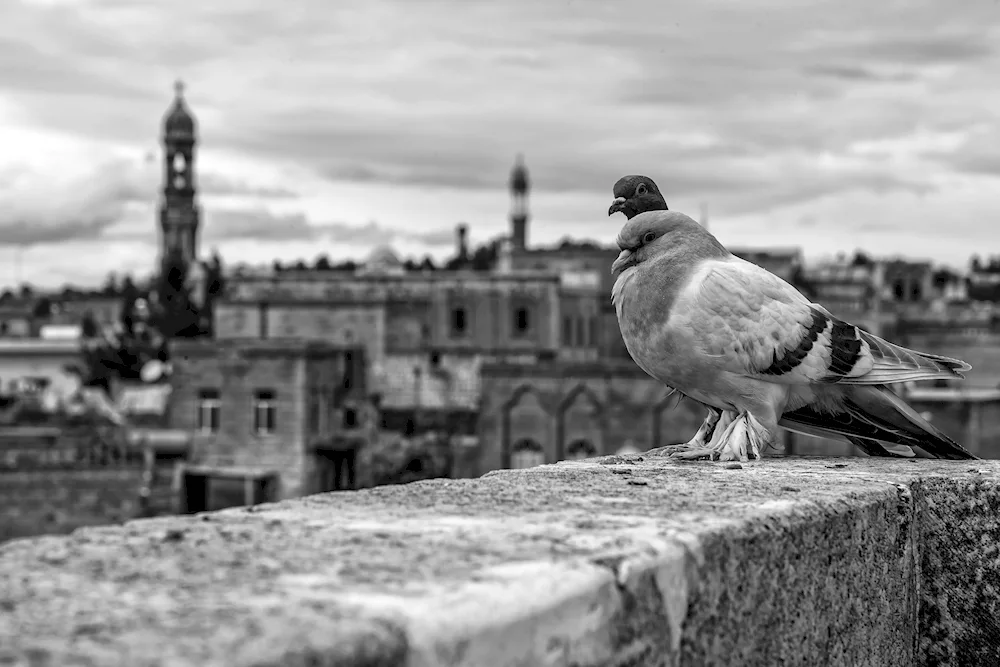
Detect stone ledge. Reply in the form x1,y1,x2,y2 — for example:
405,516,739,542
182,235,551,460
2,457,1000,666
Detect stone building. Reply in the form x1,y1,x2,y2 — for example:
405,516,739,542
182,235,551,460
467,360,710,477
214,262,562,434
166,339,368,503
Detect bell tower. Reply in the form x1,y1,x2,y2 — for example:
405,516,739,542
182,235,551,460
509,154,530,251
158,80,200,266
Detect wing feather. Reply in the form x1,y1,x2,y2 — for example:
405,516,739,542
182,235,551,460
676,258,970,386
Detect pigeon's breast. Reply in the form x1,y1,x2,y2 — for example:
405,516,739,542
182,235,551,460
612,257,713,389
613,266,680,379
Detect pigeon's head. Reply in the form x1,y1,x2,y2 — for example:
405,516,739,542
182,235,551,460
611,210,719,276
608,175,668,219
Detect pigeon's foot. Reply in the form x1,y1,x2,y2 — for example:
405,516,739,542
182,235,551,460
646,443,701,457
718,413,769,462
668,447,718,461
649,407,725,458
668,410,736,462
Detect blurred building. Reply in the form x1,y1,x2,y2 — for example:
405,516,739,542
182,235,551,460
166,339,368,504
215,258,562,435
730,247,803,284
0,339,81,399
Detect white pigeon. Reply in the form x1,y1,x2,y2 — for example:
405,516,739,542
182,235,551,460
608,203,978,462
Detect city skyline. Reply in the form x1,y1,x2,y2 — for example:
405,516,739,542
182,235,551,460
2,0,1000,288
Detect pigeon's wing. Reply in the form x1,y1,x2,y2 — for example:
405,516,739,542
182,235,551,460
674,258,970,385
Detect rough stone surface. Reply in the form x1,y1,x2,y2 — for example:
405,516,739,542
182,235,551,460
1,457,999,666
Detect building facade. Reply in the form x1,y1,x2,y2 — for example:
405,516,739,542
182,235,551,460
166,339,368,500
213,264,562,426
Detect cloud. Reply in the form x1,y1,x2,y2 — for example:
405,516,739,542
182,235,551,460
1,0,1000,282
0,157,157,247
197,173,298,199
203,207,457,247
923,126,1000,177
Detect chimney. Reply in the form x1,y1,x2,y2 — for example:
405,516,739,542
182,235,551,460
456,223,469,261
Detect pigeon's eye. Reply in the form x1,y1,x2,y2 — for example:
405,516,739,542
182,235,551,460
642,231,656,244
636,183,648,196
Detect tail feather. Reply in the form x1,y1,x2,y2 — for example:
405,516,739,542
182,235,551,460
781,385,977,460
778,419,917,458
855,329,972,383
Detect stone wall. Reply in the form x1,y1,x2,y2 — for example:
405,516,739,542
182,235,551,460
0,468,141,543
2,458,998,666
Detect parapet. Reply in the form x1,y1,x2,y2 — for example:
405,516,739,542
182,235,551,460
2,456,999,666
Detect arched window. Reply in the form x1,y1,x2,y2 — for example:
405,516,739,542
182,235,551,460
511,438,545,469
566,439,597,460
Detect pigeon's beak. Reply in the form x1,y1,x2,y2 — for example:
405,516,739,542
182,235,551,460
608,197,627,216
611,248,634,275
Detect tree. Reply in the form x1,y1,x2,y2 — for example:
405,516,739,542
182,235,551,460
152,248,201,338
419,256,437,271
272,260,284,273
470,241,498,271
18,284,33,300
293,260,308,271
101,272,119,296
314,254,332,271
850,250,873,267
971,255,982,273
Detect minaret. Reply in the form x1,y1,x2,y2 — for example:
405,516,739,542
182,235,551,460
158,80,200,266
509,154,530,251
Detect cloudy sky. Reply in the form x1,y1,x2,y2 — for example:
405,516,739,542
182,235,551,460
2,0,1000,289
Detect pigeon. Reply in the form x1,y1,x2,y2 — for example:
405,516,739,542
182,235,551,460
610,175,729,455
609,175,669,218
608,204,978,462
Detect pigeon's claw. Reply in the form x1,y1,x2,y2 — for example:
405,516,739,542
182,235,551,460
645,406,724,458
669,447,719,461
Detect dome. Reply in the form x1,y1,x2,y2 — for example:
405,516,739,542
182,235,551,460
163,80,196,139
509,154,529,194
363,245,404,274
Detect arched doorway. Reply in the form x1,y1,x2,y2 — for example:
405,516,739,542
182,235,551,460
566,438,597,460
510,438,545,469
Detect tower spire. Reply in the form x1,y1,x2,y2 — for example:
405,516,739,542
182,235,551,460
159,82,200,267
509,154,530,251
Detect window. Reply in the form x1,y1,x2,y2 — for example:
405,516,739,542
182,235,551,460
513,306,530,336
197,389,221,434
343,407,358,428
252,389,276,435
451,307,467,336
342,352,354,390
575,318,585,349
588,316,598,348
562,316,573,346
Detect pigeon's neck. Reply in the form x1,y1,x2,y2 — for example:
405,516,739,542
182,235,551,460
641,238,730,308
